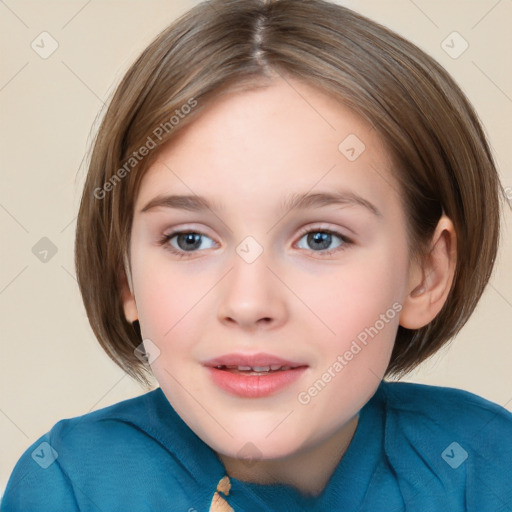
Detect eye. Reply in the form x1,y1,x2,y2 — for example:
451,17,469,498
160,231,216,256
296,228,351,255
158,227,352,258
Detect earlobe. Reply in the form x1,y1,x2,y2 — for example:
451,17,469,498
122,284,138,323
120,257,138,323
399,215,457,330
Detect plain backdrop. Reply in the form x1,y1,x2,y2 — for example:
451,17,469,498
1,0,511,495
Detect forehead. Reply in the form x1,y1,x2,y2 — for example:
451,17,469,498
135,78,401,215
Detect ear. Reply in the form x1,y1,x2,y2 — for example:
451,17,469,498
399,215,457,329
120,254,138,323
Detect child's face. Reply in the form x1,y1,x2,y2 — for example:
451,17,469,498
126,78,416,461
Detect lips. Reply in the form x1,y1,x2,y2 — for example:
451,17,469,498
203,352,306,370
203,352,309,398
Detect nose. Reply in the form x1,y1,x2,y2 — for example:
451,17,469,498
217,250,288,332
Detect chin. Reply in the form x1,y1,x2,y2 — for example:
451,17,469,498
206,427,312,462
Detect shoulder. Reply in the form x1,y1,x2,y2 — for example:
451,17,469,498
375,381,512,509
380,380,512,435
49,386,162,439
2,388,225,511
1,388,194,511
35,387,166,461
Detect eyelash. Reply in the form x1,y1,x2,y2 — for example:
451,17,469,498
157,226,353,259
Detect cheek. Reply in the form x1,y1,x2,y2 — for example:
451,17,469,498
130,247,205,342
291,257,405,419
303,253,406,339
291,247,408,385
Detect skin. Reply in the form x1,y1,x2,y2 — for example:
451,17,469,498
122,76,456,496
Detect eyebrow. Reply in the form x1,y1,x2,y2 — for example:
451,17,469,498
281,191,381,217
140,191,381,217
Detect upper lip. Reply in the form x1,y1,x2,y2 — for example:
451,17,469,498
203,352,308,369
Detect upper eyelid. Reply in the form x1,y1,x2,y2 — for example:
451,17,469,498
163,224,350,238
296,224,351,237
163,226,352,250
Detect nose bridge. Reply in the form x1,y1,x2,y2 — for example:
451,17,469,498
217,240,286,328
230,245,270,294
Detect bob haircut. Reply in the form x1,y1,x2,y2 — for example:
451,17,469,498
76,0,503,387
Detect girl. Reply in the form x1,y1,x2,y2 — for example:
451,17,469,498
3,0,511,510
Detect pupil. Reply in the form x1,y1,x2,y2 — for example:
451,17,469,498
308,232,331,250
178,233,201,251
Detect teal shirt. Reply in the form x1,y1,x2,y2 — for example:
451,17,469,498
2,380,512,511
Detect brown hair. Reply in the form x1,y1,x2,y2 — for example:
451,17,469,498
75,0,504,386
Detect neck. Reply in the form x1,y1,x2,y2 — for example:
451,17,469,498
217,414,359,497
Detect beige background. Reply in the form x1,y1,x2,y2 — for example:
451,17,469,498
1,0,511,495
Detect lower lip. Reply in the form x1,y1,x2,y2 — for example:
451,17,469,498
206,366,308,398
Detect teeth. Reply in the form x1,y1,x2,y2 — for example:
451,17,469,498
252,365,270,372
214,364,297,372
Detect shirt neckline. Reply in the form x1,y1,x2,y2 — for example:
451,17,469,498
221,383,386,508
144,382,386,508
